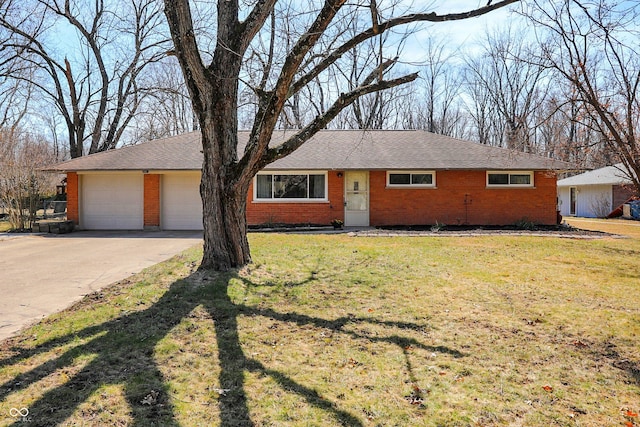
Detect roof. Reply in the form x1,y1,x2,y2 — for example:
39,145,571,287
46,130,573,172
557,163,632,187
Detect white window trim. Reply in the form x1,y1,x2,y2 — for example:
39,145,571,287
386,170,436,188
253,171,329,202
486,171,534,188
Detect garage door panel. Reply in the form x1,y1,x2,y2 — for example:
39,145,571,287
162,174,203,230
81,174,143,230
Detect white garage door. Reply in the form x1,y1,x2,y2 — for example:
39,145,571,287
162,173,203,230
81,174,144,230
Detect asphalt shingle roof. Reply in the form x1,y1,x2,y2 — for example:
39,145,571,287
557,163,632,186
46,130,572,172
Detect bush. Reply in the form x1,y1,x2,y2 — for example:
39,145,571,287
514,218,537,230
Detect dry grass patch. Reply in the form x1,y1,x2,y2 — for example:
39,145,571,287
565,217,640,239
0,234,638,426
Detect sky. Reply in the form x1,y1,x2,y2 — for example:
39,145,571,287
403,1,523,64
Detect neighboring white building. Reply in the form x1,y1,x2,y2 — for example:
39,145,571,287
557,164,636,218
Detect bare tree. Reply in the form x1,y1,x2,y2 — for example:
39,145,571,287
525,0,640,193
463,57,504,146
400,36,466,136
0,0,170,158
163,0,519,271
129,58,196,142
339,6,411,131
238,1,415,131
0,129,57,229
0,54,56,230
535,85,610,167
464,25,548,152
0,75,31,133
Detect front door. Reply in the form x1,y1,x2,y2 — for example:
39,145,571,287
570,187,577,215
344,171,369,226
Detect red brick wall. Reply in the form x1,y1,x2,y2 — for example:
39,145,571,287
144,174,160,227
369,170,559,226
245,170,558,226
246,171,344,225
66,172,79,224
613,184,637,208
69,169,558,228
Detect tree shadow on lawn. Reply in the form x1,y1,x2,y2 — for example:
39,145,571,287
1,271,464,426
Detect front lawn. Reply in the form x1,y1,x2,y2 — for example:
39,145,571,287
1,231,638,426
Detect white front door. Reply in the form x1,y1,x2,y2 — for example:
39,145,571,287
344,171,369,226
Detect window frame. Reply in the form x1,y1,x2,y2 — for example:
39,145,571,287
253,171,328,202
386,170,436,188
486,171,534,188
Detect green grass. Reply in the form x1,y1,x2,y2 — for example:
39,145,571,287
1,230,639,426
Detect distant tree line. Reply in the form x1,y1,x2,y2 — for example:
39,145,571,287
0,1,638,181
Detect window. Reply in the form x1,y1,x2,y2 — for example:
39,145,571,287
487,171,534,187
255,172,327,200
387,171,435,187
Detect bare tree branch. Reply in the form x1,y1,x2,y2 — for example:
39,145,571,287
262,72,419,167
524,0,640,191
289,0,519,98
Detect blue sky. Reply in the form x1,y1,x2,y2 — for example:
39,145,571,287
397,1,521,64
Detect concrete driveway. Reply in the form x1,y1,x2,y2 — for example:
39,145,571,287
0,230,202,341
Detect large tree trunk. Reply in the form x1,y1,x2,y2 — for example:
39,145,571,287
199,128,253,270
164,0,256,271
200,156,251,270
197,28,252,270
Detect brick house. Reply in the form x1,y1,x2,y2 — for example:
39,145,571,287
47,130,571,230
